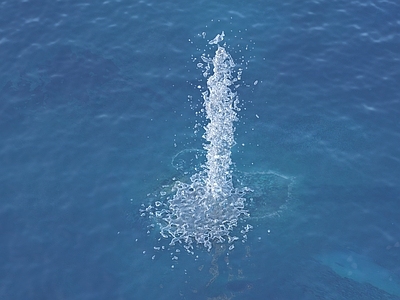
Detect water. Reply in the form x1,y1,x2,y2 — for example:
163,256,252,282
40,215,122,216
1,0,400,299
143,33,250,252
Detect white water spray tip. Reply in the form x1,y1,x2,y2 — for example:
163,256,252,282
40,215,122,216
209,31,225,45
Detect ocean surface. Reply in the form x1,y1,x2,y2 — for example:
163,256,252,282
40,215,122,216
1,0,400,299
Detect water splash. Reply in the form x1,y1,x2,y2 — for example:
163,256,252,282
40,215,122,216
143,32,250,252
203,32,239,201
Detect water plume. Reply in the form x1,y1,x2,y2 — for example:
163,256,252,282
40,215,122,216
143,32,250,252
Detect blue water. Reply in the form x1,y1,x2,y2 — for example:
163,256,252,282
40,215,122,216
1,0,400,299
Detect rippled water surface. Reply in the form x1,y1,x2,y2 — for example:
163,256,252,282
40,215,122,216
1,0,400,299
